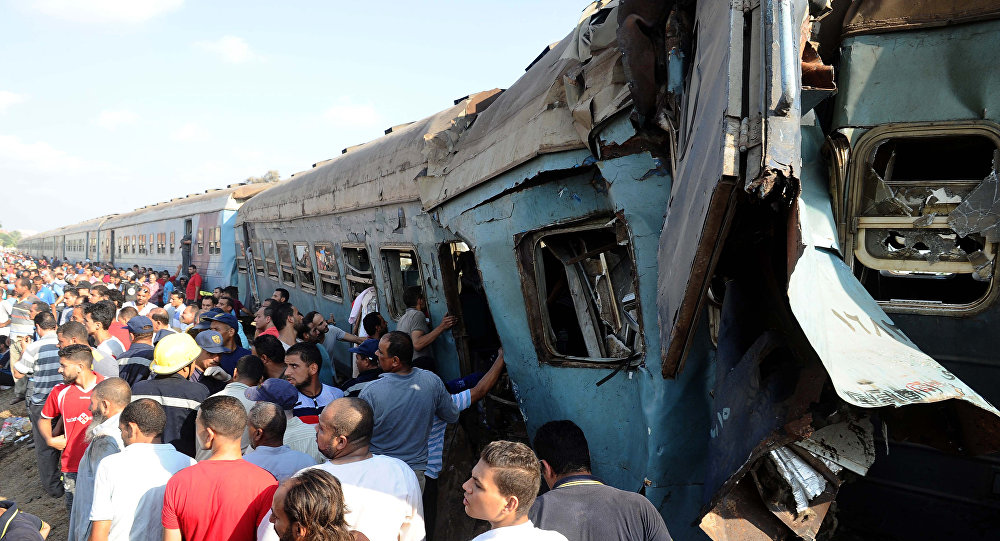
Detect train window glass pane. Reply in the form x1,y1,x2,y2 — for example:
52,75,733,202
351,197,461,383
526,223,643,361
214,227,221,255
139,234,145,254
170,231,175,254
236,241,247,274
132,235,136,254
293,243,316,291
276,241,296,285
342,245,373,302
848,128,1000,313
380,248,421,320
315,243,342,300
264,241,278,279
197,228,204,255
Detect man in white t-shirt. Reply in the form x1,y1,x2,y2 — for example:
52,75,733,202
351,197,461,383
309,397,424,541
462,441,567,541
89,399,195,541
84,301,125,360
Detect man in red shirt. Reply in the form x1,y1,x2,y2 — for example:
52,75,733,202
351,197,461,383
185,265,203,302
38,343,105,513
162,395,277,541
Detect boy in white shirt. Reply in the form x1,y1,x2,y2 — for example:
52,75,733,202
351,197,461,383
461,440,567,541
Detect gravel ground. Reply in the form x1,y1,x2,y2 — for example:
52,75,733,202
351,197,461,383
0,385,69,539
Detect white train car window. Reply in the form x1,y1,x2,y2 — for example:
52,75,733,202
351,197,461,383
197,228,204,255
237,241,248,274
170,231,176,254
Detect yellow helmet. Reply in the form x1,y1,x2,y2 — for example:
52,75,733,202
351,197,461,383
150,333,201,375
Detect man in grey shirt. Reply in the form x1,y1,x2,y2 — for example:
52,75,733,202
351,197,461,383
395,286,455,371
360,331,459,490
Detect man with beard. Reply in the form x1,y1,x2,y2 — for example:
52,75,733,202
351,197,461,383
67,378,130,541
284,343,342,424
308,397,423,541
268,469,368,541
38,344,105,513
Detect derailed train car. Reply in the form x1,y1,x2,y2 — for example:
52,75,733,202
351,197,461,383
238,1,1000,539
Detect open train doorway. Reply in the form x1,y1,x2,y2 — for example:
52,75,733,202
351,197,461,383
437,241,527,441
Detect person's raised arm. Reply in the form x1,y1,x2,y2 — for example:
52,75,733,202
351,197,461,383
470,348,506,403
410,315,456,352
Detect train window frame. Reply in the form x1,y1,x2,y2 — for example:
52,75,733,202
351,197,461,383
263,240,278,279
515,218,645,366
131,235,136,254
276,241,296,285
214,226,221,255
292,242,316,292
844,122,1000,316
197,228,204,255
139,234,146,254
315,243,343,301
254,240,266,276
341,244,374,303
236,241,248,274
379,245,424,321
170,231,176,254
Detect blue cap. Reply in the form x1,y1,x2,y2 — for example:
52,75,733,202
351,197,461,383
195,330,231,354
206,311,239,330
125,316,154,334
245,378,298,410
348,338,379,360
193,308,223,330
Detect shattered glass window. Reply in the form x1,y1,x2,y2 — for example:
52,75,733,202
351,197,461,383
315,243,343,301
293,243,315,291
276,242,296,285
342,245,374,302
534,224,642,360
851,132,998,308
381,248,422,320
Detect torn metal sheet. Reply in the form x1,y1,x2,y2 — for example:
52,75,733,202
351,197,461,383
842,0,1000,38
767,446,830,513
792,418,875,476
948,169,1000,243
787,247,1000,416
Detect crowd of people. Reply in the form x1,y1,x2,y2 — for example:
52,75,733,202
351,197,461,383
0,250,671,541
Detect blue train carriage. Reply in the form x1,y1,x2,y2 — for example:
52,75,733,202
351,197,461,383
57,216,115,264
102,184,267,290
233,95,503,383
621,0,1000,540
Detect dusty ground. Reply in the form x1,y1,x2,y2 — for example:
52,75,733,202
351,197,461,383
0,385,69,539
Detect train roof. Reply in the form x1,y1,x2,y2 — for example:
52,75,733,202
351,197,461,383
102,184,268,229
236,97,478,225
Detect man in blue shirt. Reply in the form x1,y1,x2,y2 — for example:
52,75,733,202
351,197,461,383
206,312,251,375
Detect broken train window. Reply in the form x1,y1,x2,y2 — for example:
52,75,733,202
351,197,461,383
520,219,643,363
846,124,1000,313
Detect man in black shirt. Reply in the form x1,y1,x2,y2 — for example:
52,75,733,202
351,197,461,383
529,420,672,541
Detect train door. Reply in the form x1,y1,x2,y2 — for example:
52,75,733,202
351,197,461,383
109,231,116,266
182,219,193,271
437,241,524,440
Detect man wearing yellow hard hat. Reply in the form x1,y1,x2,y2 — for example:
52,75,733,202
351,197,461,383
130,333,210,458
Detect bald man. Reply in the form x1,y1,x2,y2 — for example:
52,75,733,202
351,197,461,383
68,378,131,541
242,402,317,481
309,398,424,541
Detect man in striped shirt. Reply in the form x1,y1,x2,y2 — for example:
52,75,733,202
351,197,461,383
11,311,65,498
424,349,506,541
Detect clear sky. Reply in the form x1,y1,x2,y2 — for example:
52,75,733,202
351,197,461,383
0,0,589,234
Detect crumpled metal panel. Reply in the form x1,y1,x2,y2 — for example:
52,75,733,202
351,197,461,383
656,0,737,377
842,0,1000,38
948,167,1000,243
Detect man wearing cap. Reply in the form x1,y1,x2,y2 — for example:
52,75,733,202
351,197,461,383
246,378,324,462
206,312,251,375
131,333,210,457
191,330,232,395
117,316,157,386
339,339,381,397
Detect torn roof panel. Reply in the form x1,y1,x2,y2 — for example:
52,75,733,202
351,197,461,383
788,246,1000,419
842,0,1000,38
